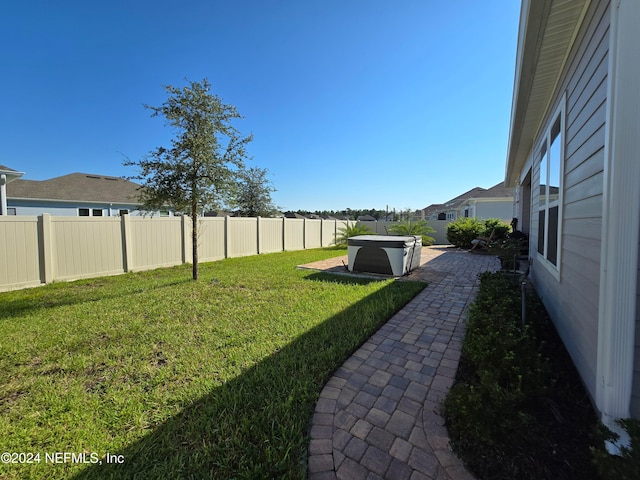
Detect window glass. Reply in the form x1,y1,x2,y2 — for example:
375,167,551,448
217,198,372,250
92,209,103,216
79,208,90,216
539,143,547,207
548,206,559,265
538,210,545,256
536,108,562,270
549,118,561,202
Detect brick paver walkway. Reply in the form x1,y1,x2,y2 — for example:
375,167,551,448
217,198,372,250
304,247,500,479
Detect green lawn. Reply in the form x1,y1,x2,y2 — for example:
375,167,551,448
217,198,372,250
0,248,426,479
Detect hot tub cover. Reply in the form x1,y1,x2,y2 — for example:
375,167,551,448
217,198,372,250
347,235,418,248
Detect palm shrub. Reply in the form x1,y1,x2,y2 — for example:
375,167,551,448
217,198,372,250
334,222,373,246
387,219,436,246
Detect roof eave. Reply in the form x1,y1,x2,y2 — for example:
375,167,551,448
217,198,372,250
0,169,25,183
505,0,591,186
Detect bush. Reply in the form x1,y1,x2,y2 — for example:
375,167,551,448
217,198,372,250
334,222,373,246
444,272,599,479
387,220,436,246
446,218,510,249
593,419,640,479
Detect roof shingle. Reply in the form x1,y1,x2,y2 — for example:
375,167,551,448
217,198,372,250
6,173,143,204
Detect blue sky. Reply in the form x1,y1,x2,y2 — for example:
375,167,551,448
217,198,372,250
1,1,521,212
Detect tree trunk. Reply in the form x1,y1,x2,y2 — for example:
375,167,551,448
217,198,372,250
191,203,198,280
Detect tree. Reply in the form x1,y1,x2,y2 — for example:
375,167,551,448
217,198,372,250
125,79,252,280
234,166,278,217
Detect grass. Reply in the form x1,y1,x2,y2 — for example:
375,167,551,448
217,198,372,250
0,248,426,479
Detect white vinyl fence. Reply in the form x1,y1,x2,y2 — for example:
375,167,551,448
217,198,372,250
0,215,452,292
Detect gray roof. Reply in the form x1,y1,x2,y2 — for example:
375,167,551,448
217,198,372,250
422,182,512,212
443,182,512,207
0,164,25,182
6,173,143,204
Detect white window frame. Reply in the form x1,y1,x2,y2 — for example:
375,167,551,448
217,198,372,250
535,95,565,280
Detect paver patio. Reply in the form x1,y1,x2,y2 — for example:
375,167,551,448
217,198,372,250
303,246,500,479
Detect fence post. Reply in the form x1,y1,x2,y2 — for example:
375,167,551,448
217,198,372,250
303,217,307,250
38,214,53,284
181,215,189,264
225,216,230,258
282,217,286,251
121,213,133,272
257,216,261,254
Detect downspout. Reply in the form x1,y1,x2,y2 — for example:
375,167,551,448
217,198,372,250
596,0,640,454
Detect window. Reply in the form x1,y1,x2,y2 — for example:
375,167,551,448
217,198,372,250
536,106,563,269
92,209,103,217
119,209,129,216
7,207,16,215
79,208,90,216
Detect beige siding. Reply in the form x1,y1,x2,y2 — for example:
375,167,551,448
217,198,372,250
0,217,41,289
474,201,513,221
529,0,609,402
51,217,124,280
129,217,183,271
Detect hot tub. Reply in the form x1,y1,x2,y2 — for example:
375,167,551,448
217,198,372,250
347,235,422,276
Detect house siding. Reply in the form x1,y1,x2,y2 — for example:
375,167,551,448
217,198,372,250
529,0,609,403
9,199,146,217
474,201,513,221
635,229,640,417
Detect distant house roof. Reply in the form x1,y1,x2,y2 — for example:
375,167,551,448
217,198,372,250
284,212,306,219
6,173,143,204
0,164,25,183
421,203,444,215
422,182,513,212
357,214,377,221
204,210,232,217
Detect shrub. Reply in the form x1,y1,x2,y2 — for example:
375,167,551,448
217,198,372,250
446,218,484,248
387,220,436,246
593,419,640,479
334,222,373,246
444,272,599,479
446,218,510,249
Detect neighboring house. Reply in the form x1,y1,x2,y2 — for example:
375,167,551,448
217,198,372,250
5,172,173,217
356,214,377,222
505,0,640,443
422,204,445,221
284,212,307,219
0,164,25,215
421,183,514,221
